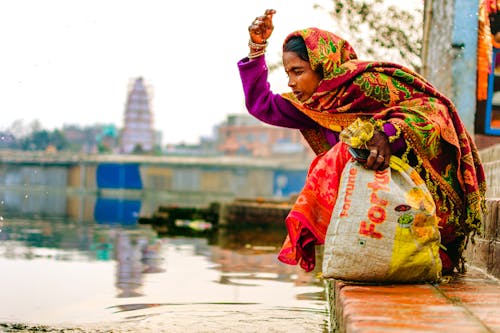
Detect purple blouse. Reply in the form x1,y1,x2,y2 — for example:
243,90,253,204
237,55,405,153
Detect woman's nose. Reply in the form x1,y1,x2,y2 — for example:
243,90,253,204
288,77,296,87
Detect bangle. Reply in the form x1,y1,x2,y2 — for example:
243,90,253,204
248,39,267,59
248,50,266,59
248,39,267,49
372,119,402,143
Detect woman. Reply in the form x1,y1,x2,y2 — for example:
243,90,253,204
238,9,486,275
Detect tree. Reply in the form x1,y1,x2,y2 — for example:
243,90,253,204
316,0,423,70
19,129,68,151
51,129,68,151
132,144,145,154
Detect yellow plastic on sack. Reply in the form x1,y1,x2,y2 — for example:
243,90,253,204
322,156,442,283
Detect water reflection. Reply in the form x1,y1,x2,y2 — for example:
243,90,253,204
0,185,232,222
0,218,324,293
94,198,142,225
115,230,167,298
0,212,326,330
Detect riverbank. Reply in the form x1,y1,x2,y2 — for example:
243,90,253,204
0,302,328,333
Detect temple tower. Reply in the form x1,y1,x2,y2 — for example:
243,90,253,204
120,77,155,154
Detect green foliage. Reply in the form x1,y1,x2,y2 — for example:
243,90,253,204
316,0,423,70
50,129,68,150
97,143,112,153
132,144,145,154
19,129,68,151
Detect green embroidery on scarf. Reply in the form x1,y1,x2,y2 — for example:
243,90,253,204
354,73,391,103
329,38,337,53
391,78,412,99
404,114,440,158
321,37,347,79
441,163,462,193
354,71,414,103
393,69,415,84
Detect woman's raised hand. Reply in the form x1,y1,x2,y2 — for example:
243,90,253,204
248,9,276,44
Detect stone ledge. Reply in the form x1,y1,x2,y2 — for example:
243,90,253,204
326,268,500,333
464,198,500,279
478,142,500,163
483,160,500,197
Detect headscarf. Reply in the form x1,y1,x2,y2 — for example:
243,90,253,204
280,28,486,254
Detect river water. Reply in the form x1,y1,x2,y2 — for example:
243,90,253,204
0,191,329,333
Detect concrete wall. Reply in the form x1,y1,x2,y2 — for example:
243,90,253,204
0,158,308,199
451,0,479,134
0,165,68,187
422,0,478,134
422,0,455,95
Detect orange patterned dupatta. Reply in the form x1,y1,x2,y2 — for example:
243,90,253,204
277,28,487,272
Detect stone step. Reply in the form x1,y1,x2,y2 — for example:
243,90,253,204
479,142,500,163
326,268,500,333
479,143,500,197
464,198,500,279
483,160,500,197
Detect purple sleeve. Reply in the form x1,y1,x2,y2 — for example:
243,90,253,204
237,55,339,146
382,122,406,155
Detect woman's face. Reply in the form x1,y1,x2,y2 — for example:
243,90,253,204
283,51,322,102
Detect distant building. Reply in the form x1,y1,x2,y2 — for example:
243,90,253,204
120,77,156,154
216,114,310,157
63,124,118,153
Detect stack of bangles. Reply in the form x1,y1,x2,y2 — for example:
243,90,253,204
248,40,267,59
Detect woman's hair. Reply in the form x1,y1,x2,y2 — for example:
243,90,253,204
283,36,323,77
283,36,309,62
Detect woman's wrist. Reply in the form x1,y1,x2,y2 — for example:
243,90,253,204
371,120,405,154
248,39,267,59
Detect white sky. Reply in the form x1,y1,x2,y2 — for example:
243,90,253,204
1,0,418,145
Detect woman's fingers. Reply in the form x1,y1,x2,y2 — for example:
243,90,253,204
249,9,275,43
365,150,388,170
364,130,391,170
264,8,276,16
262,9,275,26
365,150,380,170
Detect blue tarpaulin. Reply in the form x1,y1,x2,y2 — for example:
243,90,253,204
96,163,142,189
